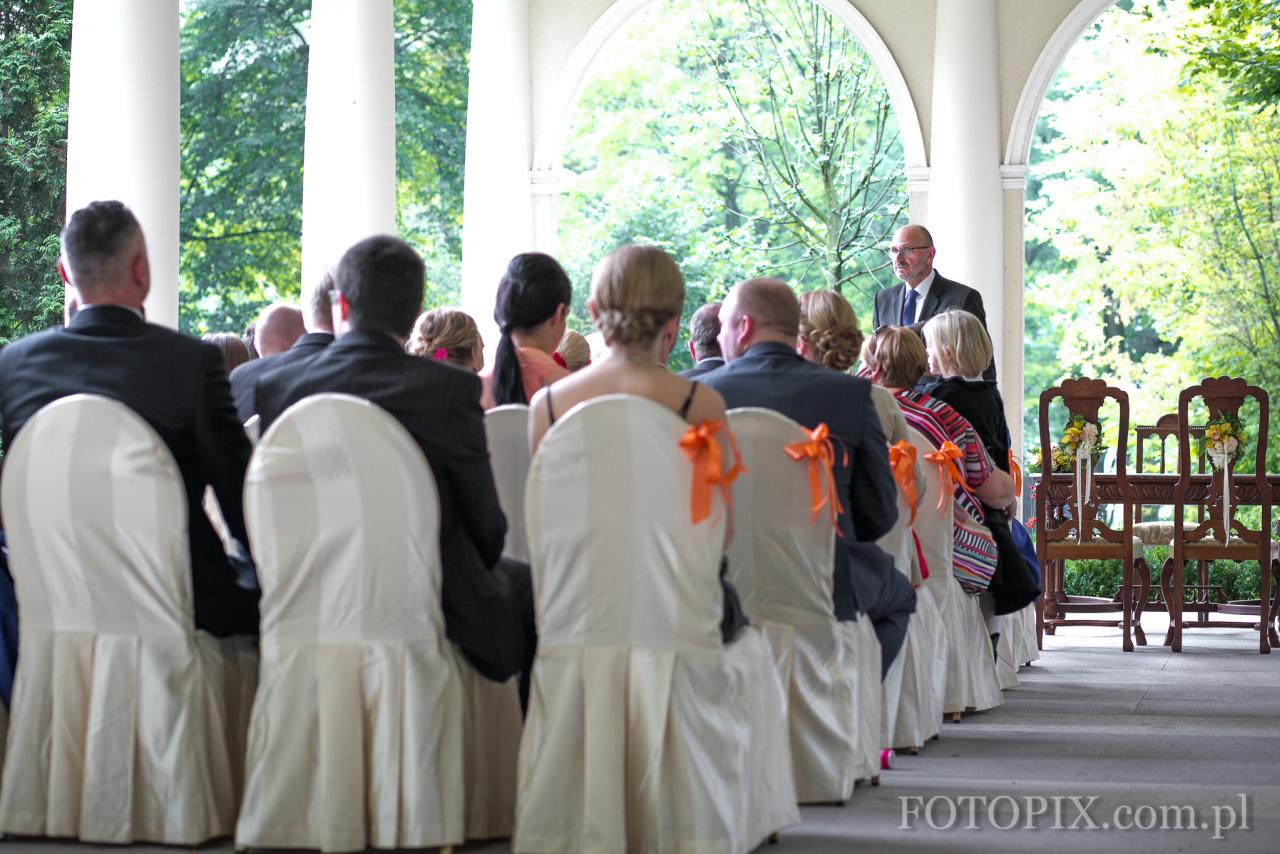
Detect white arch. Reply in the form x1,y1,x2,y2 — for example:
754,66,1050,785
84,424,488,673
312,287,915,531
531,0,928,176
1004,0,1116,167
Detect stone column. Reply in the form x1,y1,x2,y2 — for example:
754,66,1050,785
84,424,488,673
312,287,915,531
927,0,1005,380
460,0,535,364
300,0,397,305
1002,165,1029,500
65,0,180,327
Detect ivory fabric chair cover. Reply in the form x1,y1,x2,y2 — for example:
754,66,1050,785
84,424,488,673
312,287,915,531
0,395,238,844
726,407,880,803
876,479,909,747
236,394,484,852
484,404,532,563
906,428,1003,716
517,397,798,852
1014,602,1041,666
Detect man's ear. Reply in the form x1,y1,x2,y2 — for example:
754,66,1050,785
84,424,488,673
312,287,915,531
338,292,351,321
739,313,755,348
57,258,71,286
688,340,697,361
131,250,151,303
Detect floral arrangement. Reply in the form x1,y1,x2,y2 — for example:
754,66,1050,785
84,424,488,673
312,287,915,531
1027,413,1101,473
1201,413,1246,470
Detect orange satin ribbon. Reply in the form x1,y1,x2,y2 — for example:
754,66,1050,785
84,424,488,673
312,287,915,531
678,420,745,524
889,440,919,526
1008,450,1023,497
784,423,845,533
923,440,976,511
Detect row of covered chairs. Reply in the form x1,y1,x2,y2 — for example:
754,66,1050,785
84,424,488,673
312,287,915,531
0,391,1034,851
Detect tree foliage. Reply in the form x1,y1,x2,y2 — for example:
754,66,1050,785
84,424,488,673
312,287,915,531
1185,0,1280,105
0,0,71,343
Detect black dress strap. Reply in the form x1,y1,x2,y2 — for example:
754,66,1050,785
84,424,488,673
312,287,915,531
544,385,557,426
678,380,700,420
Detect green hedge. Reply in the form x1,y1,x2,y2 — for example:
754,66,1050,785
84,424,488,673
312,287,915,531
1061,545,1263,601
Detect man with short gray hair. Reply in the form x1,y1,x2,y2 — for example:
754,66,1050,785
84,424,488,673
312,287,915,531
678,301,724,379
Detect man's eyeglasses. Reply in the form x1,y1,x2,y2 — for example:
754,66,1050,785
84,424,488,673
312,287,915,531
885,245,931,257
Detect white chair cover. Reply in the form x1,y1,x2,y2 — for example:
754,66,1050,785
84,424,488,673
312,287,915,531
906,428,1003,716
236,394,499,852
517,397,797,852
1012,601,1041,666
243,414,261,444
877,474,909,747
484,404,531,563
726,407,880,802
0,395,239,844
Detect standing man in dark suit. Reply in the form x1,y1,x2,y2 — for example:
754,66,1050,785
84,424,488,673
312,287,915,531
872,224,996,381
230,278,336,422
0,200,259,637
255,235,533,683
703,278,914,676
677,302,724,379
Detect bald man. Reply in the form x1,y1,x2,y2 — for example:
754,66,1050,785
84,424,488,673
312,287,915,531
704,277,913,676
230,286,335,422
253,303,306,358
872,223,994,381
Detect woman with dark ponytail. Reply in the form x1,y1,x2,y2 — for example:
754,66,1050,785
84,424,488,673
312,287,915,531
487,252,574,407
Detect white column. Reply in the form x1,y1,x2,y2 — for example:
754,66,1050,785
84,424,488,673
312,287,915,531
460,0,535,364
1002,165,1029,501
65,0,180,328
927,0,1005,381
300,0,397,303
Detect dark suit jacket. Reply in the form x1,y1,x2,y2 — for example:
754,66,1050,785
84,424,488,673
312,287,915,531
702,341,899,619
872,271,996,381
254,331,514,672
229,331,333,422
0,305,257,635
678,357,725,380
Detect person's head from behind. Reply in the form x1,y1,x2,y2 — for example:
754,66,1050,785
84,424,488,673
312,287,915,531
922,309,991,379
861,325,928,389
407,307,484,372
202,333,252,374
798,289,863,372
308,271,335,334
687,302,722,363
556,328,591,371
492,252,573,404
589,244,685,362
254,303,306,357
59,200,149,311
717,277,800,361
332,235,424,342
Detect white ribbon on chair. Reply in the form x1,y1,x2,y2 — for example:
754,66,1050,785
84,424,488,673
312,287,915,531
1074,424,1099,544
1209,449,1232,542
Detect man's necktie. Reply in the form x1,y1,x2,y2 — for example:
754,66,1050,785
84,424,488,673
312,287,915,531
901,288,919,326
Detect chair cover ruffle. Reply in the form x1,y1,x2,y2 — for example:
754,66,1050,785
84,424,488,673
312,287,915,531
0,395,239,844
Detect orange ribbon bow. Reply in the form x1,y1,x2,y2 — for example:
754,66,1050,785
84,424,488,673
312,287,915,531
784,423,845,533
1008,450,1023,498
678,420,745,524
923,440,976,511
889,440,919,526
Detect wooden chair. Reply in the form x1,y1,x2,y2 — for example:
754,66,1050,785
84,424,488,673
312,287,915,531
1161,377,1275,653
1036,378,1139,651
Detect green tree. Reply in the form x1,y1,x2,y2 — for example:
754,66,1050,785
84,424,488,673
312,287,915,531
0,0,71,343
1186,0,1280,105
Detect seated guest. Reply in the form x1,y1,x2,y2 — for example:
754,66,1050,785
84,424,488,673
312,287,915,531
0,200,258,637
241,321,259,360
919,310,1038,619
487,253,572,406
798,290,921,506
203,332,252,374
528,244,745,642
860,326,1015,590
704,278,913,676
555,328,592,372
678,302,724,378
231,279,336,422
253,302,306,358
256,235,533,683
408,307,485,372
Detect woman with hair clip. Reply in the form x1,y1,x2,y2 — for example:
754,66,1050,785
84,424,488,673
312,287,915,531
407,308,485,372
487,252,573,407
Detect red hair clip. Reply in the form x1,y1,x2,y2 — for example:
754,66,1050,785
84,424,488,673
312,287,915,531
432,347,448,361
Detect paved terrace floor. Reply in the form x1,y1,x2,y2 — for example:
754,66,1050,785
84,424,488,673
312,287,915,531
8,613,1279,854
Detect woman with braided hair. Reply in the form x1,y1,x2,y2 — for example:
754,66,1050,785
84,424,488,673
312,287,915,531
486,252,573,407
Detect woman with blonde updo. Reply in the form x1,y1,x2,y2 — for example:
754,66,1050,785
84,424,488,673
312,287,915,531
407,308,484,372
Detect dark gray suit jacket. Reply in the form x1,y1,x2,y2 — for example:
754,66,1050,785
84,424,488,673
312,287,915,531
678,357,724,379
872,271,995,381
255,331,518,677
702,342,899,620
0,305,258,636
229,331,333,422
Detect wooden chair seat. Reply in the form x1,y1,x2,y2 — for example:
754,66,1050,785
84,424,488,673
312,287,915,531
1045,537,1143,561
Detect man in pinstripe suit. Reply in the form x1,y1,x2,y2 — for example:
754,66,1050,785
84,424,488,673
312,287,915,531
255,235,534,684
0,201,260,637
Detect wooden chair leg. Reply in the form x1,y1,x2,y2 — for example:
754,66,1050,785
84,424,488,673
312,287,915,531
1159,558,1176,648
1133,556,1150,646
1260,554,1273,655
1122,554,1133,652
1172,559,1184,653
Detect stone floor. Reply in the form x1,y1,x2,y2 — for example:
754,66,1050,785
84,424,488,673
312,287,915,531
7,613,1278,853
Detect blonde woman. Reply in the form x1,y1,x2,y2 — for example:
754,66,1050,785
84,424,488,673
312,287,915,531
555,328,592,372
407,308,484,372
797,290,921,502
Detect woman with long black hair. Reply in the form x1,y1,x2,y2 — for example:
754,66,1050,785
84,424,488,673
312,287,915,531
487,252,574,407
